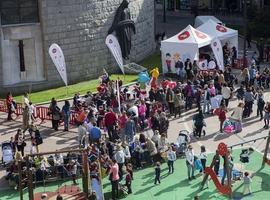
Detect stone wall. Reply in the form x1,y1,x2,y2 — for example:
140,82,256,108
0,0,155,95
41,0,155,87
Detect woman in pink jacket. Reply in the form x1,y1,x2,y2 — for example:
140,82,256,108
138,100,147,130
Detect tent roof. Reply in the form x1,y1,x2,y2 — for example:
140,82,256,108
197,19,238,41
194,16,222,27
162,25,212,48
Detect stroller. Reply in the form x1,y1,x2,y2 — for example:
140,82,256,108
1,141,14,166
176,130,191,158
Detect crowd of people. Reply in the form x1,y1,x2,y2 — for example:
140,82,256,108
3,54,268,199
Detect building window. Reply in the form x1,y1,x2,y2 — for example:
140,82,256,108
18,40,25,72
0,0,39,25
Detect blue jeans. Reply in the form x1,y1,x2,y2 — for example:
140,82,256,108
185,96,193,110
186,161,194,178
203,100,211,113
139,115,145,130
63,115,70,130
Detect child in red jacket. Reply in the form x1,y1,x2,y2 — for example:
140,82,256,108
219,102,227,133
126,163,133,194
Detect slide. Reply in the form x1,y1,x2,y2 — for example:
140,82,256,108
205,167,232,195
266,158,270,165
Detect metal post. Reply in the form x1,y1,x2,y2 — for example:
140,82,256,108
163,0,167,23
28,169,34,200
154,0,157,35
82,151,89,197
243,0,247,68
18,161,23,200
262,132,270,166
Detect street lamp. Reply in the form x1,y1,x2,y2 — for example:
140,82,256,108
243,0,248,68
163,0,167,23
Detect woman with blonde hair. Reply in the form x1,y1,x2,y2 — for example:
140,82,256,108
241,68,250,88
231,102,244,133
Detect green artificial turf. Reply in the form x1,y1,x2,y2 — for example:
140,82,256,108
12,74,137,104
1,149,269,200
102,149,270,200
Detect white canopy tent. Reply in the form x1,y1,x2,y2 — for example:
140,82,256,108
194,16,223,28
197,19,238,53
161,25,212,74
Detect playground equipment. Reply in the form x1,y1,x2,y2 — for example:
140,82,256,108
17,148,104,200
201,133,270,198
201,142,232,197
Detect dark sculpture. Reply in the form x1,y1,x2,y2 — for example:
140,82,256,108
108,0,136,60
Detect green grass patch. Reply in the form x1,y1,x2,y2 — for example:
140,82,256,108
10,52,162,104
140,52,162,71
13,74,137,104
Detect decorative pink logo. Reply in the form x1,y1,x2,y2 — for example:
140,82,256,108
194,30,207,39
216,25,227,33
178,31,190,40
109,39,113,44
52,48,57,53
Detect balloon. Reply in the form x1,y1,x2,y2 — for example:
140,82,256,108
168,81,176,89
150,68,159,79
138,71,150,83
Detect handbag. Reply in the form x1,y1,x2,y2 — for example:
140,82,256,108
234,121,242,133
109,172,113,181
36,136,43,145
194,159,203,171
22,141,27,147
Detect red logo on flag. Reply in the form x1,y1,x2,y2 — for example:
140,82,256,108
216,25,227,33
178,31,190,40
194,30,207,39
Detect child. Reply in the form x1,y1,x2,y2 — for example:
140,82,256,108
257,92,265,120
214,150,220,176
242,172,252,195
126,164,133,194
218,103,227,133
167,146,176,174
67,160,78,185
264,102,270,129
154,162,161,184
199,145,207,173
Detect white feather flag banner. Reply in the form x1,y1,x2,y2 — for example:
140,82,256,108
105,34,124,74
49,43,68,86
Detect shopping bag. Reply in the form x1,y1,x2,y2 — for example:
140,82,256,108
195,159,203,171
234,121,242,133
224,125,234,134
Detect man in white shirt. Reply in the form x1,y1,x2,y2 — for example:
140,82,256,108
54,152,64,178
114,145,125,180
185,145,195,180
167,146,176,174
203,85,211,114
221,83,231,107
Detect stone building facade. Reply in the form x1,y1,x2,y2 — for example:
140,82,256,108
0,0,155,95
